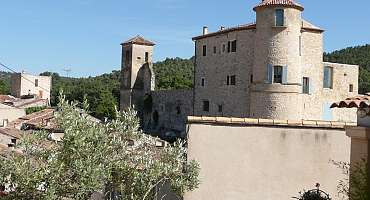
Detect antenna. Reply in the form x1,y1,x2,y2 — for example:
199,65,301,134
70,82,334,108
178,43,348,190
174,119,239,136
63,68,72,77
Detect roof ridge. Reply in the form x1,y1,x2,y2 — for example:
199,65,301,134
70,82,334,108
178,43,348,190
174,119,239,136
253,0,304,11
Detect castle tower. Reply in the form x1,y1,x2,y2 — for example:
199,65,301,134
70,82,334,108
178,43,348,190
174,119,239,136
250,0,304,120
120,36,155,112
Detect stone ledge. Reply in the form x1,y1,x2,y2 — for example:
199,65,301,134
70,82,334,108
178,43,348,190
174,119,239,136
187,116,357,129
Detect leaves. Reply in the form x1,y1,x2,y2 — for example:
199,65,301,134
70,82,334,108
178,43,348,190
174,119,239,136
0,94,199,199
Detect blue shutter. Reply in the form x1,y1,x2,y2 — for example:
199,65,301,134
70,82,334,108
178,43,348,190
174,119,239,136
282,66,288,84
323,103,333,121
309,78,313,94
267,64,273,84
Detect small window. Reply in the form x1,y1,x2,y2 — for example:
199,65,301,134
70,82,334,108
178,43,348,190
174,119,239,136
349,84,354,92
202,45,207,56
250,75,254,83
323,66,333,89
275,9,284,26
218,105,223,113
231,40,237,52
137,57,141,60
201,78,205,87
176,106,181,115
227,41,231,53
227,76,230,85
222,44,226,52
11,139,16,145
273,66,283,83
203,100,210,112
213,46,217,54
302,77,310,94
230,75,236,85
145,52,149,62
35,79,39,87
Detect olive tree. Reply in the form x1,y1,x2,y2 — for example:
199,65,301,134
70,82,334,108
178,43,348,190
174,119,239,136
0,95,199,200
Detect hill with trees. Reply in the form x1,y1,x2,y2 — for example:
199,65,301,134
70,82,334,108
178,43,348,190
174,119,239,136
0,57,194,120
324,44,370,93
1,44,369,120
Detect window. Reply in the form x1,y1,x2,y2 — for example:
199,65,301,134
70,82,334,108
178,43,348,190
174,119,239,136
275,9,284,26
273,66,283,83
349,84,354,92
35,79,39,87
231,40,237,52
230,75,236,85
201,78,205,87
203,100,210,112
323,66,333,89
176,106,181,115
202,45,207,56
11,139,16,145
137,57,141,60
250,75,254,83
145,52,149,62
222,44,226,52
302,77,310,94
218,105,223,113
213,46,217,54
227,75,236,85
227,41,231,53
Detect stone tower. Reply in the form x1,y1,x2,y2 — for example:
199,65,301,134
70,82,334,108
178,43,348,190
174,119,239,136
120,36,155,112
250,0,304,120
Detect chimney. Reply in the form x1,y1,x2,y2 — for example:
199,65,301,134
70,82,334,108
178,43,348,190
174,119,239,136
202,26,208,35
220,26,225,31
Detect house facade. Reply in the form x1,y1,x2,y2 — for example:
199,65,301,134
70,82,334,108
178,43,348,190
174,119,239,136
11,72,51,102
192,0,358,121
120,0,359,136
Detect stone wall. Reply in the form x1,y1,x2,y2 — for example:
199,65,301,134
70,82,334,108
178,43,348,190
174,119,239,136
194,29,254,117
0,104,25,127
143,89,193,136
185,118,352,200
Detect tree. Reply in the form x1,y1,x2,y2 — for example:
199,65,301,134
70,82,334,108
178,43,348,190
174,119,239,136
333,160,369,200
0,94,200,200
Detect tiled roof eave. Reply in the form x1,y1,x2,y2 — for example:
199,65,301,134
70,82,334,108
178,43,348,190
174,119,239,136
253,4,304,11
192,24,256,41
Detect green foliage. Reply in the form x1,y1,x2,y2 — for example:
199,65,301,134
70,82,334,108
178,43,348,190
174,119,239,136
25,106,47,114
333,160,369,200
0,94,200,199
0,71,11,95
324,44,370,94
0,57,194,119
153,57,194,90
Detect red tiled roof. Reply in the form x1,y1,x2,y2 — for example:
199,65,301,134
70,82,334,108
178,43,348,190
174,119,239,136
253,0,304,11
331,95,370,108
0,128,22,139
121,35,155,46
192,23,256,41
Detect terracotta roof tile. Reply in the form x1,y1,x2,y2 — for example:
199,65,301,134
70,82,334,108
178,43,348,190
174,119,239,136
121,35,155,46
187,116,355,129
253,0,304,11
331,95,370,108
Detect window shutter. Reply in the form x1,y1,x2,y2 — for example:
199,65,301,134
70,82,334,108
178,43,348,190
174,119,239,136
267,64,273,84
282,66,288,84
309,79,313,94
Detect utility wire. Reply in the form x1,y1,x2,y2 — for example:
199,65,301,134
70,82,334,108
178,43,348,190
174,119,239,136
0,61,51,93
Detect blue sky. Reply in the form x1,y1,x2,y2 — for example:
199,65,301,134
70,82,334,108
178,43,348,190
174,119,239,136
0,0,369,77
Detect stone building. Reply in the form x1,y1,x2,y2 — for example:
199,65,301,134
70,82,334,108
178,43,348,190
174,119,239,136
192,0,358,121
120,36,193,136
121,0,359,136
11,72,51,103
